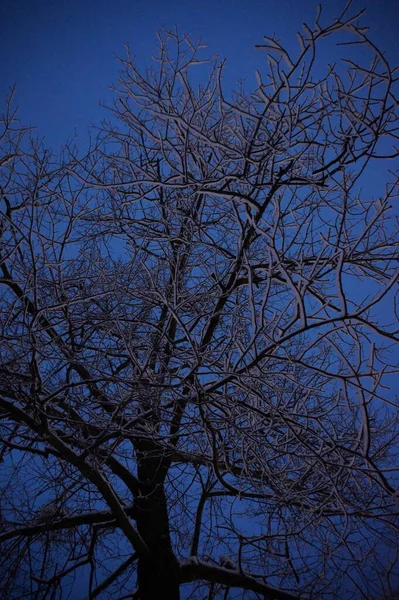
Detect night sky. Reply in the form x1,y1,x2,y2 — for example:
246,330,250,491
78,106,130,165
1,1,398,598
1,0,398,152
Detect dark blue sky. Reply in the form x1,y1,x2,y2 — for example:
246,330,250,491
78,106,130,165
1,0,398,150
0,3,398,598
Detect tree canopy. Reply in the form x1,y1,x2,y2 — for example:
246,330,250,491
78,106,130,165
1,5,398,599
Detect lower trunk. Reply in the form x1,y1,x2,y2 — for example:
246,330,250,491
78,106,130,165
135,453,180,599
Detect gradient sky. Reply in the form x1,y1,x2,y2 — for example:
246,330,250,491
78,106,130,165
0,2,398,597
1,0,398,151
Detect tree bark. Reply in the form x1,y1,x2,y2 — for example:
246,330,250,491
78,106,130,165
135,450,180,599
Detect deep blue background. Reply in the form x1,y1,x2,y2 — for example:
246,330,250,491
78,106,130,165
1,1,398,598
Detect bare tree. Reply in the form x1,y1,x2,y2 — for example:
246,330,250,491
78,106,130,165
1,5,399,599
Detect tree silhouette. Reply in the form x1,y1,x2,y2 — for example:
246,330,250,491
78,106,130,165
1,5,398,599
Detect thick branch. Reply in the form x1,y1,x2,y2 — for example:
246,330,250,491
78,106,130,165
0,505,138,543
180,557,301,600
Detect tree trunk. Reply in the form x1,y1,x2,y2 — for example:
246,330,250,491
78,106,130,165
135,451,180,599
